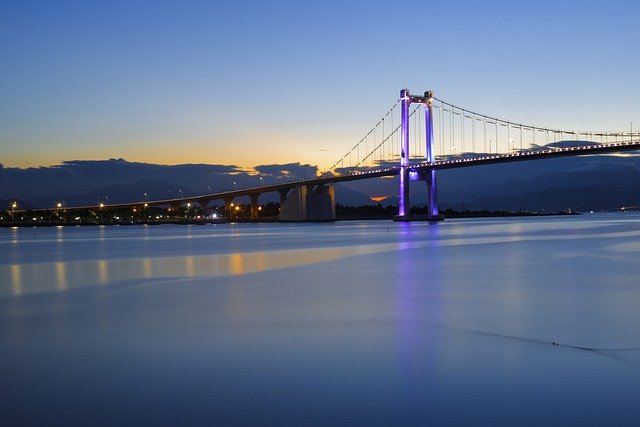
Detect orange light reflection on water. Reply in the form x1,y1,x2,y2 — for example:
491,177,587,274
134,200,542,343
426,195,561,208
0,242,409,298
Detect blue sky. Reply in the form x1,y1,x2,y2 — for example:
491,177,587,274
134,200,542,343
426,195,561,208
1,0,638,169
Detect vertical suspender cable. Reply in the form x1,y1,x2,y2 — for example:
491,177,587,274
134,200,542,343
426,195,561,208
440,102,444,158
472,113,476,153
520,126,523,152
451,109,455,155
483,118,487,154
461,110,465,155
381,117,385,167
532,127,536,148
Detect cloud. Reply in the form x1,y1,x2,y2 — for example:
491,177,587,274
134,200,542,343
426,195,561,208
252,162,318,179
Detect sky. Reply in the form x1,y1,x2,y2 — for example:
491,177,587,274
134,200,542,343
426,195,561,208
1,0,639,171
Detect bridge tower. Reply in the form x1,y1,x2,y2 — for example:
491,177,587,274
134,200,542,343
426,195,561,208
394,89,444,222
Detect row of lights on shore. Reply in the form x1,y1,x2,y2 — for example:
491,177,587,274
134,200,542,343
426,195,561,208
9,201,263,213
9,201,259,211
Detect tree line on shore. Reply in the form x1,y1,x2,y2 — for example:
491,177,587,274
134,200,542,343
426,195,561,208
1,201,574,227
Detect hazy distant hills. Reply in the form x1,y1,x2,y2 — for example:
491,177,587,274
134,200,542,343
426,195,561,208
461,161,640,211
2,154,640,211
341,153,640,211
0,159,370,209
26,178,190,208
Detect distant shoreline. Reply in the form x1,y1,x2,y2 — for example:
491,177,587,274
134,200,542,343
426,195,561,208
0,210,583,228
336,210,581,221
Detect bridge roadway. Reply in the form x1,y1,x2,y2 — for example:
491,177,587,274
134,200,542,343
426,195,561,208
27,139,640,215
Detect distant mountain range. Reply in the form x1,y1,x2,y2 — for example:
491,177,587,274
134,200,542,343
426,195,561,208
341,153,640,211
2,154,640,211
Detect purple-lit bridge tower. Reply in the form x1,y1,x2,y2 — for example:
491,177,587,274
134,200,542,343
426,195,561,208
394,89,444,222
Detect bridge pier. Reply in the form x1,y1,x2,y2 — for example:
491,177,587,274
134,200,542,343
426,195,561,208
426,170,441,219
424,92,443,221
278,185,335,221
278,189,289,204
197,198,212,209
394,89,444,222
250,193,260,220
223,197,234,219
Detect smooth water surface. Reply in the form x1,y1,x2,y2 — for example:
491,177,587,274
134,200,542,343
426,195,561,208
2,214,640,425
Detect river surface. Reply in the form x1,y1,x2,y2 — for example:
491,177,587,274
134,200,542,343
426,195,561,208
2,214,640,426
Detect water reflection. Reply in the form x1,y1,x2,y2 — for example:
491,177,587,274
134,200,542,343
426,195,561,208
230,253,244,275
142,258,152,279
3,218,640,425
5,217,640,301
394,224,444,385
0,243,408,298
11,264,22,296
98,259,109,285
185,256,195,277
55,262,67,292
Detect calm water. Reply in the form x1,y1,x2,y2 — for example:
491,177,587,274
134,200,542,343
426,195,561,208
2,214,640,426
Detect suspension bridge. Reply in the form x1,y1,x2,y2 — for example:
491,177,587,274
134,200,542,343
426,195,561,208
22,89,640,222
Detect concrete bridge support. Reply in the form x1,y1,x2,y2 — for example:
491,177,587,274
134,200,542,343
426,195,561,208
278,185,335,221
426,170,440,219
250,193,261,220
223,197,233,219
278,189,289,205
197,198,212,209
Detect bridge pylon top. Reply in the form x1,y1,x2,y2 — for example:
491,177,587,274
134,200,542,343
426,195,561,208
401,88,434,105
